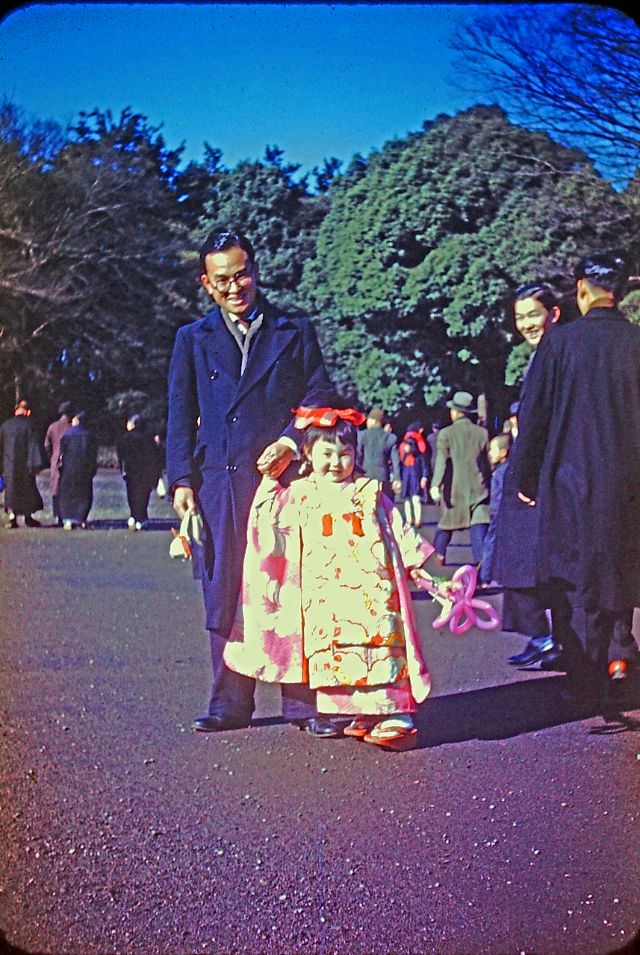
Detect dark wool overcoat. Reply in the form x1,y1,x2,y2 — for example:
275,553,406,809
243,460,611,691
0,415,44,514
492,355,542,589
116,430,161,488
166,299,331,637
511,306,640,611
58,425,98,523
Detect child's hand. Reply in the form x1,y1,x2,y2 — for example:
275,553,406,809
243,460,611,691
409,567,433,586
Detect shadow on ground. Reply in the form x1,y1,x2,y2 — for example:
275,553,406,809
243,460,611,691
413,676,640,748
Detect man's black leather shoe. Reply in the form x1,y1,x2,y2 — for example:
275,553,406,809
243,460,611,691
508,637,554,666
527,647,565,671
192,715,250,733
295,717,339,738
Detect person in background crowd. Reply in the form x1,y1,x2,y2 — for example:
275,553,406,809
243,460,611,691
479,433,511,589
502,402,520,441
398,422,429,527
426,422,440,503
58,411,98,530
167,228,332,734
117,415,162,530
153,430,168,498
430,392,490,566
356,407,401,501
493,283,563,670
0,399,44,528
512,253,640,704
44,401,73,526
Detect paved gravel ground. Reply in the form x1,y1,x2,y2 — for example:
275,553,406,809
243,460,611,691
1,471,639,955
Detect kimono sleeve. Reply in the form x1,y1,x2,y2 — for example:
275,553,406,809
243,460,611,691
223,477,306,683
387,502,435,569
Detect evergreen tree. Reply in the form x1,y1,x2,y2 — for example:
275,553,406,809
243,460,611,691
301,106,636,418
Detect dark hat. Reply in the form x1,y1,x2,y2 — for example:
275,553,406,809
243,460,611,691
446,391,476,413
58,401,72,416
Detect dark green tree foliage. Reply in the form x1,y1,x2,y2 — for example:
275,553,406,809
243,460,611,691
301,106,635,416
196,146,327,315
0,105,197,426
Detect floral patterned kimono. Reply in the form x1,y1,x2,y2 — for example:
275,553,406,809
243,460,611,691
224,475,432,715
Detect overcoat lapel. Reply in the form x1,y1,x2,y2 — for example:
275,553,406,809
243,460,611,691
197,308,240,384
229,312,296,412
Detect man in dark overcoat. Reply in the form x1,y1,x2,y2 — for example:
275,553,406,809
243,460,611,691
0,399,44,528
167,229,332,733
511,252,640,701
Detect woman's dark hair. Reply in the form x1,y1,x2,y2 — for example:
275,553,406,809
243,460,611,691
302,419,359,455
513,282,558,314
574,252,629,299
199,229,256,274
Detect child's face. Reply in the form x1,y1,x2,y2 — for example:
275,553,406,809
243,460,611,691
307,436,356,483
488,441,508,467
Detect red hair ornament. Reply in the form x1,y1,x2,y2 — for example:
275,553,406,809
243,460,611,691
293,406,366,429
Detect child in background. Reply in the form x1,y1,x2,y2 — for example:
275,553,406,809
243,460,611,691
224,405,435,751
398,423,429,527
479,433,511,588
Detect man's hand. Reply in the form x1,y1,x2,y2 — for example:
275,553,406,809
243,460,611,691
430,485,441,503
392,479,402,494
517,491,536,507
173,486,197,518
420,477,428,490
256,440,294,479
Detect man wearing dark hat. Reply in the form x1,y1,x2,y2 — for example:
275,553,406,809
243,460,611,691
512,252,640,704
44,401,73,526
429,391,490,565
356,407,401,500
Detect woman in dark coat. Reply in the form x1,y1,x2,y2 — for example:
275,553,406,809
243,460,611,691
58,412,98,529
116,415,161,530
491,283,563,667
0,400,44,527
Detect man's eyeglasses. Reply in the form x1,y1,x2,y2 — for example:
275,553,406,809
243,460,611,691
209,269,254,294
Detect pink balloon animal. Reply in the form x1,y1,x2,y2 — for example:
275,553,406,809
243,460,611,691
416,564,500,634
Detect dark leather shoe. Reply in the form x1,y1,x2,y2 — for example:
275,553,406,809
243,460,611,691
24,516,41,527
295,717,339,738
527,647,565,671
191,715,250,733
508,637,554,666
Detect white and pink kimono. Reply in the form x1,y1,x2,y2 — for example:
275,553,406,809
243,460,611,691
224,475,432,715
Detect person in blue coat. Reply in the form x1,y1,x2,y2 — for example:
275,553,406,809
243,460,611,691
167,229,333,735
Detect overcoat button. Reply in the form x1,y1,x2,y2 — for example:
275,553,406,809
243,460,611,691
231,415,238,423
209,370,218,380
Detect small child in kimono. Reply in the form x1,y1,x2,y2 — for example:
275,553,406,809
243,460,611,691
224,405,435,751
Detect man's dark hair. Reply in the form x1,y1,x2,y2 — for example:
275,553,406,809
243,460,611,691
574,252,630,300
199,230,256,275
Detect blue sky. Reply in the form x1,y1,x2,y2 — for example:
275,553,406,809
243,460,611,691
0,2,491,172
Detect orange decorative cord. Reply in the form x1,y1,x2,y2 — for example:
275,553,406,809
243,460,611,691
322,514,333,536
